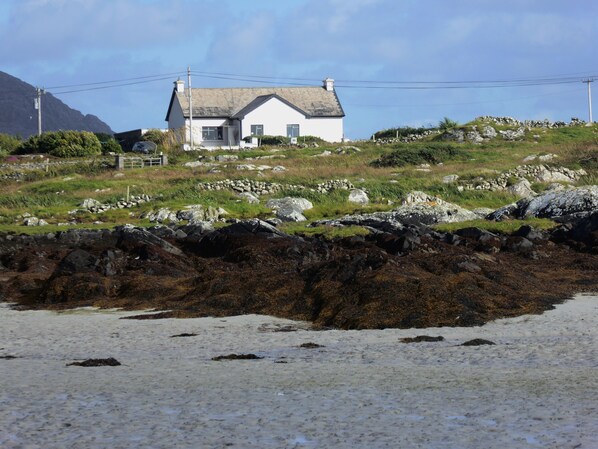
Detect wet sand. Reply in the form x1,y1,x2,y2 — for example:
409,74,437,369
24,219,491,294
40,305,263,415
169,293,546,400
1,295,596,448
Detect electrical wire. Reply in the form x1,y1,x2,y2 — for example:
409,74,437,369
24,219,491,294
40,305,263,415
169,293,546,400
45,71,185,90
344,87,583,109
50,76,180,95
11,69,596,98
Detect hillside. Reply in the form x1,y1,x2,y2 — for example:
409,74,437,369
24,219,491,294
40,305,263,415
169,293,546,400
0,71,113,138
0,117,595,232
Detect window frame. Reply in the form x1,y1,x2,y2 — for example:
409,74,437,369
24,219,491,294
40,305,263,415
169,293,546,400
202,126,224,141
286,124,300,138
250,124,264,136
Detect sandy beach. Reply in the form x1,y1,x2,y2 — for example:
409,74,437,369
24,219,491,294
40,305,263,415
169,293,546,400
1,295,596,449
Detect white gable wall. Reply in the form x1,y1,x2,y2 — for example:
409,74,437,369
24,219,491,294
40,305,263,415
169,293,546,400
241,97,343,142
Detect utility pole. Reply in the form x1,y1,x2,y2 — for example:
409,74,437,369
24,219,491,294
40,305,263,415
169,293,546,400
583,78,594,124
187,66,193,148
34,87,44,136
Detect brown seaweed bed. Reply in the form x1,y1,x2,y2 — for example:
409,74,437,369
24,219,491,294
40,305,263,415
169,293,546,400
1,216,597,329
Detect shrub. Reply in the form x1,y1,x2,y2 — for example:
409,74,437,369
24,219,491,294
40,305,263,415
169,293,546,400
438,117,459,131
142,129,167,145
370,144,464,167
257,135,289,145
0,133,22,155
19,131,102,157
141,128,184,154
95,133,123,154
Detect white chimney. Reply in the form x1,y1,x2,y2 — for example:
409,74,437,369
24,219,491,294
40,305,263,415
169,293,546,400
174,79,185,93
324,78,335,91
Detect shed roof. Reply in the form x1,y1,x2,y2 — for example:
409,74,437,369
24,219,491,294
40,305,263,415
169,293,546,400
166,85,344,121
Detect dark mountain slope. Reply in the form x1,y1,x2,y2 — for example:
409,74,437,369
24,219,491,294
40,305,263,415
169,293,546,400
0,71,113,137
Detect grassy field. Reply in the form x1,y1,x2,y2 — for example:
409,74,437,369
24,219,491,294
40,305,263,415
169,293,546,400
1,121,597,236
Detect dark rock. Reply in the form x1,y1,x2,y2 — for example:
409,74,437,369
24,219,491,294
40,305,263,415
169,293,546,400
299,342,324,348
461,339,496,346
67,357,121,367
456,227,493,240
170,333,198,338
372,231,420,254
456,261,482,273
116,226,184,257
212,353,263,361
54,249,99,276
555,211,598,250
504,236,534,252
513,225,546,241
0,355,19,359
400,336,444,343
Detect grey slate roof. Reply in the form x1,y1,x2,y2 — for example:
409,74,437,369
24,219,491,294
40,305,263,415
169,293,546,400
166,86,344,120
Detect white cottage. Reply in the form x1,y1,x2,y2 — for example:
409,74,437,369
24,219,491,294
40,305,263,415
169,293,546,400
165,78,345,148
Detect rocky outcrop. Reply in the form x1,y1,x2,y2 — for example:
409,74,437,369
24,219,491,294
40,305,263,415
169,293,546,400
463,165,586,192
476,116,586,129
315,191,479,229
489,185,598,221
142,205,227,225
506,179,535,197
266,197,313,222
348,189,369,205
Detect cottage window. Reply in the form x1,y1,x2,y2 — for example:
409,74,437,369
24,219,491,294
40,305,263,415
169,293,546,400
250,124,264,136
202,126,223,141
286,124,300,138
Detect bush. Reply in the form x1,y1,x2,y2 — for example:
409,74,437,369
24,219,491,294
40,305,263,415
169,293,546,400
256,135,289,145
0,133,22,155
370,144,464,167
438,117,459,131
142,129,167,145
95,133,123,154
141,128,184,154
19,131,102,158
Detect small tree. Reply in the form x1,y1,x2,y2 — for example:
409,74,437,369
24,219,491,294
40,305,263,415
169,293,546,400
438,117,459,131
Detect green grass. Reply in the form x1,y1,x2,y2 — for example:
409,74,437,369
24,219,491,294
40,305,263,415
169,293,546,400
279,222,371,239
434,218,558,234
0,121,596,234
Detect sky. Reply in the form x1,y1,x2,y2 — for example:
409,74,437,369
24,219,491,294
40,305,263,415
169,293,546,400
1,0,597,139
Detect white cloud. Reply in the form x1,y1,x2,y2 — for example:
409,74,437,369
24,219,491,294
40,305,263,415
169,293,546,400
0,0,220,63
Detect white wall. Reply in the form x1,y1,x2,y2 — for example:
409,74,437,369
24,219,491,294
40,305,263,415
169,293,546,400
241,97,343,142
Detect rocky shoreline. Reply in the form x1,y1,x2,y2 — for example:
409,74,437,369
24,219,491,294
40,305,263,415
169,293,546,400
1,213,597,329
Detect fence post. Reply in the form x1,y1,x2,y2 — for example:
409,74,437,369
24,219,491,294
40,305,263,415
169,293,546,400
115,154,125,170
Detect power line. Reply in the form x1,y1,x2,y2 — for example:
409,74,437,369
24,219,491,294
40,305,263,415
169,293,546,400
345,87,582,109
189,70,597,90
50,75,178,95
45,71,185,90
15,69,597,97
